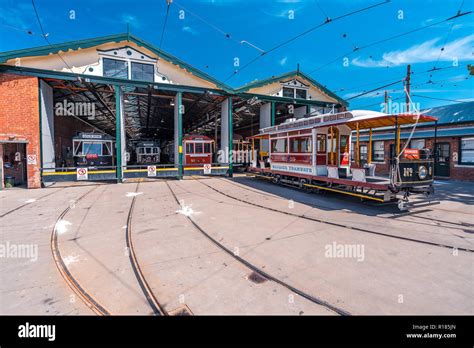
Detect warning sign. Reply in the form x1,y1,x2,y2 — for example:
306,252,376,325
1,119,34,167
203,164,211,175
76,168,88,181
27,154,37,165
147,165,157,177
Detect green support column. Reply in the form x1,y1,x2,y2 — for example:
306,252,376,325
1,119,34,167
306,105,311,116
115,85,122,183
177,91,183,179
271,101,276,126
228,97,233,177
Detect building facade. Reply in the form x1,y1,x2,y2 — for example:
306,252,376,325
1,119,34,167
353,102,474,181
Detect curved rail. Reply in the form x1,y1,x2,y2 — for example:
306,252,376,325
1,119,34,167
165,181,350,316
202,178,474,253
1,188,65,218
50,186,111,315
125,182,168,316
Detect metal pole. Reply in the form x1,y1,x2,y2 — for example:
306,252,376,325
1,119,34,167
405,64,411,113
115,85,122,183
384,91,388,113
356,123,360,167
433,120,438,176
177,91,183,179
228,97,233,177
368,128,372,164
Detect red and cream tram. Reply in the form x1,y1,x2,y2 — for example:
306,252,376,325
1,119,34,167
183,135,214,166
250,110,438,209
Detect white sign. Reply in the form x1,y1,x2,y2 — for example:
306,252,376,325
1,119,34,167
27,154,36,165
76,168,88,181
147,165,156,177
203,164,211,175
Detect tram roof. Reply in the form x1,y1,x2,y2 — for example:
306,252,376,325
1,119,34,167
253,110,437,137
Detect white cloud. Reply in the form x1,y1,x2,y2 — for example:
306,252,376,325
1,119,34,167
279,56,288,66
352,34,474,67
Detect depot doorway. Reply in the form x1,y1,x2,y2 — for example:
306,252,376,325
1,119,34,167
1,142,27,188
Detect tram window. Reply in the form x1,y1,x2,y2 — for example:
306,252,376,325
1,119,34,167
271,139,287,153
83,142,102,155
103,58,128,79
145,148,152,154
152,148,158,154
340,135,349,153
360,145,368,161
73,141,81,156
372,141,385,162
460,137,474,164
195,143,203,153
317,135,326,153
102,143,112,156
204,143,211,153
186,143,194,154
290,137,311,153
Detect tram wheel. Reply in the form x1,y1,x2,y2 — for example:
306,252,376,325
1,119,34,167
272,175,281,184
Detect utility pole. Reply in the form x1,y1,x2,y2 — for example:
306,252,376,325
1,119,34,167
405,64,411,113
384,90,388,113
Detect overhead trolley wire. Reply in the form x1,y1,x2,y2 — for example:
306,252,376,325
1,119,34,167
159,0,173,48
31,0,74,72
223,0,391,82
308,9,472,75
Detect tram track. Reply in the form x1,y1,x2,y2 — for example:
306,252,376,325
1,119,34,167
195,178,474,253
125,182,168,316
1,187,65,218
229,176,472,232
50,185,111,315
51,182,167,316
165,181,351,316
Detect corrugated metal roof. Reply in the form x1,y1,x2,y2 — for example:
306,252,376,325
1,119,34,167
421,101,474,125
354,126,474,142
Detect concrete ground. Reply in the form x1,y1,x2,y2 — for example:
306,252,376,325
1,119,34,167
0,176,472,315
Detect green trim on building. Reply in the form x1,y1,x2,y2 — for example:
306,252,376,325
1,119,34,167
0,33,233,93
234,70,347,106
115,85,122,182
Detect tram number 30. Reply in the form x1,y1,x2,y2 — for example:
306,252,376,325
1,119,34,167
403,168,413,177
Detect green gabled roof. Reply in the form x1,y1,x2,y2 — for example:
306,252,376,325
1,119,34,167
0,33,233,93
235,70,347,106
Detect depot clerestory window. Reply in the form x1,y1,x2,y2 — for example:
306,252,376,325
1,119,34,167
103,58,128,79
282,87,307,99
131,62,154,82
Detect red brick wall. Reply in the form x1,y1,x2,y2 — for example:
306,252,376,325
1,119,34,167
354,134,474,181
0,73,41,188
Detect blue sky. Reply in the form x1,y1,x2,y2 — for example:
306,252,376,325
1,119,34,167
0,0,472,111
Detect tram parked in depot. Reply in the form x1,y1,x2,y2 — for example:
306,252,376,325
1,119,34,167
232,134,252,168
135,141,161,164
249,110,438,210
183,135,214,166
72,132,115,168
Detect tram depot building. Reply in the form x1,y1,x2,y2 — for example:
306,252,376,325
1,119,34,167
0,33,472,189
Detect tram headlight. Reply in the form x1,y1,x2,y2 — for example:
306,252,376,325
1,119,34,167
418,165,427,180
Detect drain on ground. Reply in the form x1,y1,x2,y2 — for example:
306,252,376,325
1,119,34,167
247,271,268,284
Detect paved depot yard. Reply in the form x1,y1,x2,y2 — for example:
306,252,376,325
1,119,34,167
0,176,472,315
